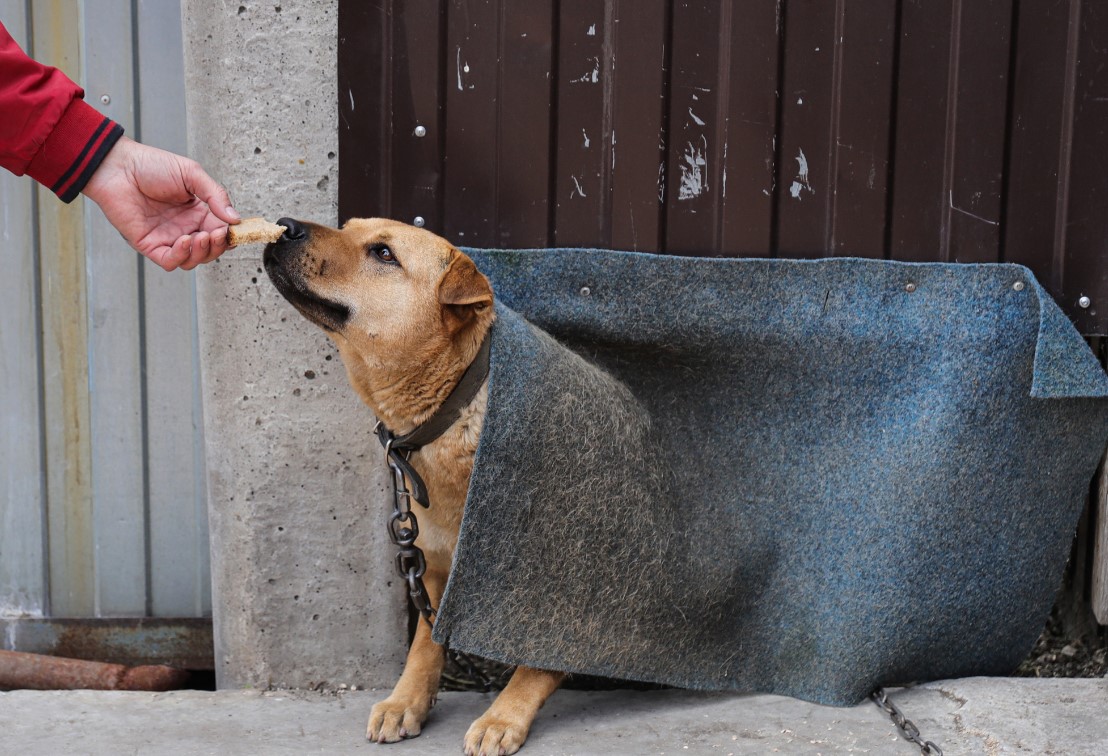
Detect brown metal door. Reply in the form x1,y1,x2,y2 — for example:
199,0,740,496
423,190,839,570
338,0,1108,334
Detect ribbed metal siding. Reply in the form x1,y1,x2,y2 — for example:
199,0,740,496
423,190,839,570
338,0,1108,334
0,0,210,623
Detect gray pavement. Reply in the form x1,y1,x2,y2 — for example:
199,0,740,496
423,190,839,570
1,677,1105,755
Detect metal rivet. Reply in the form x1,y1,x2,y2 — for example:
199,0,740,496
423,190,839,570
580,286,592,297
413,125,427,138
905,282,917,293
413,216,426,228
1012,281,1025,292
1079,296,1092,309
100,94,111,105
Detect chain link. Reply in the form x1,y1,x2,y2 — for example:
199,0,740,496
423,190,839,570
871,688,943,755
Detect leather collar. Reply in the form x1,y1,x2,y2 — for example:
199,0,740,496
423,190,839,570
374,329,492,507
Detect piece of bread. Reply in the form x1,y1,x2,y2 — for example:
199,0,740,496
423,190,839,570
228,217,287,246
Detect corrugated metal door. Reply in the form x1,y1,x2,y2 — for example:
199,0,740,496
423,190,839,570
0,0,211,663
337,0,1108,334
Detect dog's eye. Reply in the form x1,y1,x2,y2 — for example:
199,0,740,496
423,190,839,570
368,243,399,265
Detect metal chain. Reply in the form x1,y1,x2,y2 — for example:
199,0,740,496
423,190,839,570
383,440,437,622
871,688,943,755
380,429,493,691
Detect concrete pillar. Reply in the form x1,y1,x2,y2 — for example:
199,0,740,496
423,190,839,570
181,0,406,690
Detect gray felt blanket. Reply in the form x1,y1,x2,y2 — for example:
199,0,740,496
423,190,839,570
431,251,1108,706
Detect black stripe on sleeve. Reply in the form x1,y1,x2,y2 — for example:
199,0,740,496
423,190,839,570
58,121,125,204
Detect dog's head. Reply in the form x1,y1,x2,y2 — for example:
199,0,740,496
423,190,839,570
263,217,493,386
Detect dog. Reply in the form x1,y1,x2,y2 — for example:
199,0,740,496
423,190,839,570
264,217,564,755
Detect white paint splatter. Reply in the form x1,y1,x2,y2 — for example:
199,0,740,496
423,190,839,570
587,23,597,36
611,131,616,171
678,136,709,200
348,89,354,111
789,148,814,200
688,107,706,127
582,129,591,148
456,47,465,91
571,176,588,198
1,590,43,621
658,162,666,202
571,56,601,84
797,97,804,105
722,141,728,198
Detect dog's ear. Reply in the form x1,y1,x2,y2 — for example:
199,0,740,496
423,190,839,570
438,250,493,330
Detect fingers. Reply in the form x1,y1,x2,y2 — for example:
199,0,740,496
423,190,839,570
178,232,211,271
209,225,230,256
199,215,233,254
179,158,241,226
144,230,228,272
143,236,191,272
177,230,229,271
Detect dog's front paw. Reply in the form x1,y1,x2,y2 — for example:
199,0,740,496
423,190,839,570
464,712,529,756
367,695,433,744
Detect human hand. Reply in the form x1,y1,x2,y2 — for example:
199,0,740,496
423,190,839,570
81,136,240,271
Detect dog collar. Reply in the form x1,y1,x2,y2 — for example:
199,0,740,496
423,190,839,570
373,329,492,508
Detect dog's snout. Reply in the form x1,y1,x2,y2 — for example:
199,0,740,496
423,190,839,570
277,217,307,241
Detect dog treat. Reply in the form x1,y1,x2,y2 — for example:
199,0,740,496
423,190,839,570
227,217,287,246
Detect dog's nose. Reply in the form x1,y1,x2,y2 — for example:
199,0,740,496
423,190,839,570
277,217,306,241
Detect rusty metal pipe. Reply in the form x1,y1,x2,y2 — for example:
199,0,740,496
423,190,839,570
0,649,190,691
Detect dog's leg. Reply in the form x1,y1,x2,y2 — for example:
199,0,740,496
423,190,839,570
463,666,565,756
366,571,446,743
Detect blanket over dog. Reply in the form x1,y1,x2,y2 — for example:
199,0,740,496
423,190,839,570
431,251,1108,706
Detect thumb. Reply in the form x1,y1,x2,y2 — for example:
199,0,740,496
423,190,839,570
180,159,240,225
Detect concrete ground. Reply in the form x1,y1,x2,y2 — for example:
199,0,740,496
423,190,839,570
1,677,1105,755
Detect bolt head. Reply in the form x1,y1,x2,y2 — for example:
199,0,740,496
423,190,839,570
413,125,427,138
100,94,111,105
905,282,917,293
1012,281,1025,292
413,216,426,228
1079,296,1092,309
580,286,592,297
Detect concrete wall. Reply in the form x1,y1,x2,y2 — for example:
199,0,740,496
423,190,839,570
181,0,406,690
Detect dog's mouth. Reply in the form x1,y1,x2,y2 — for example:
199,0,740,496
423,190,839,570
263,247,351,332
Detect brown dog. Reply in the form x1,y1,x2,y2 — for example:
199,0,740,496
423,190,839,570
264,217,564,755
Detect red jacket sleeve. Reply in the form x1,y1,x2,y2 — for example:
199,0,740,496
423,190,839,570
0,20,123,202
